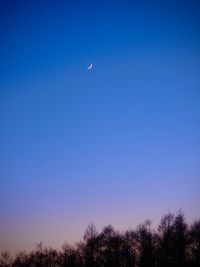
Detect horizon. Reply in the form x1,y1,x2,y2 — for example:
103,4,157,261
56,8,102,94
0,210,199,256
1,0,200,255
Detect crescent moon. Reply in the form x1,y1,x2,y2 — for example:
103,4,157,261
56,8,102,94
87,63,93,70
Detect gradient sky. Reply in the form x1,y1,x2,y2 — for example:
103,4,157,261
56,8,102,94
0,0,200,254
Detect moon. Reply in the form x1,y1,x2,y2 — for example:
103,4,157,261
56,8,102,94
87,63,93,70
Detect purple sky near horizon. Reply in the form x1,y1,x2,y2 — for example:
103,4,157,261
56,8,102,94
0,0,200,254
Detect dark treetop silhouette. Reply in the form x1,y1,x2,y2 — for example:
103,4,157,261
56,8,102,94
0,212,200,267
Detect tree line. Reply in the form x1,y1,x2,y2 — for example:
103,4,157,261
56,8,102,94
0,211,200,267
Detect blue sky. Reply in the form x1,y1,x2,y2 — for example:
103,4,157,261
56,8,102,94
0,0,200,253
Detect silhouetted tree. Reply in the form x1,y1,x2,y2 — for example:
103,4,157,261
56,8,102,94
121,230,137,267
189,220,200,267
1,211,200,267
83,223,98,267
158,212,188,267
61,242,82,267
173,211,188,267
0,251,12,267
11,251,29,267
158,213,176,267
136,220,156,267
